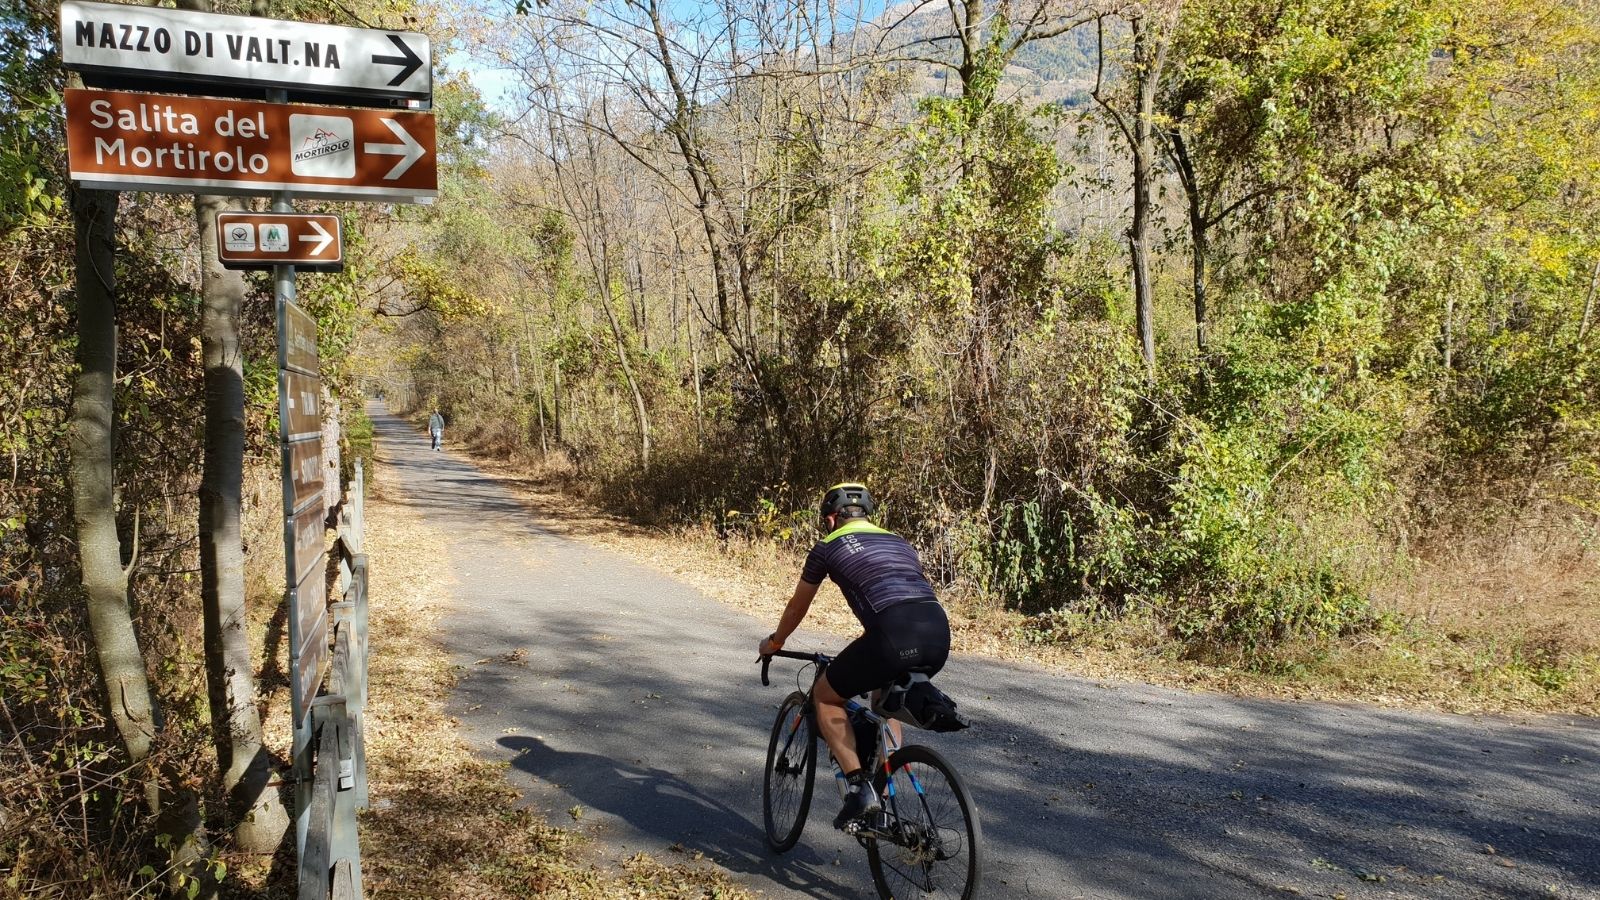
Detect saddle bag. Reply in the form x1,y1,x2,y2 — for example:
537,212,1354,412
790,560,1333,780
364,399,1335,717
872,672,970,733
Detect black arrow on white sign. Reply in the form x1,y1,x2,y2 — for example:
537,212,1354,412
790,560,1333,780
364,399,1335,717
372,34,424,87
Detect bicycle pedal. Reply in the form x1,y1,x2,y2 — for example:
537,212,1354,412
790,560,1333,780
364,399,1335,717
848,810,890,838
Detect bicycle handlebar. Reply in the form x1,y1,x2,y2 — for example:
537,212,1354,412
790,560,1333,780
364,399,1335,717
759,649,832,687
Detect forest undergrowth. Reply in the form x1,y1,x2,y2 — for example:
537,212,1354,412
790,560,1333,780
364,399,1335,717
427,414,1599,717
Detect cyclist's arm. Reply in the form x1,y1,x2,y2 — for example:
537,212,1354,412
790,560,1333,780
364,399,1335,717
765,578,820,651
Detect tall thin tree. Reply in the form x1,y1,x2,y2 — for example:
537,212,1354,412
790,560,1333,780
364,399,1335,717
66,75,206,883
1093,3,1181,380
178,0,291,855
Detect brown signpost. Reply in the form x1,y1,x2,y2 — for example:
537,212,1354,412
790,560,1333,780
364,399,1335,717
65,87,436,202
290,501,327,585
276,293,323,768
294,608,328,718
285,438,324,512
292,556,328,656
217,212,342,270
282,300,319,376
281,370,321,442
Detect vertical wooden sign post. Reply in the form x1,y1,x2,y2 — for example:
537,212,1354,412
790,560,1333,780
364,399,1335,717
275,223,326,856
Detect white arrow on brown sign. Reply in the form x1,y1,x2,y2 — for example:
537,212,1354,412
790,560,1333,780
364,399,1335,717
217,211,343,270
66,88,437,203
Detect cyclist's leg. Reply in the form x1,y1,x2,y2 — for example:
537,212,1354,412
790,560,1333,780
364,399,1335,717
817,632,888,772
812,675,859,772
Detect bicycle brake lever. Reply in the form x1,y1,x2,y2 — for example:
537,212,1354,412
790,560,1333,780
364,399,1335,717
761,655,772,686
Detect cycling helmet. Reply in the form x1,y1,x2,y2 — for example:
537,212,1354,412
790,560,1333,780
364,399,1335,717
820,483,876,520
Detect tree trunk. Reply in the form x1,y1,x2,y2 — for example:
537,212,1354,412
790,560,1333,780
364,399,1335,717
536,390,549,455
518,305,547,454
596,248,651,470
69,183,159,812
1190,209,1208,353
193,192,290,853
1443,293,1454,370
69,176,208,886
633,256,650,351
553,360,564,445
1096,11,1175,382
1168,129,1209,353
1129,16,1162,381
320,384,341,508
1579,257,1599,345
644,0,733,336
688,317,704,447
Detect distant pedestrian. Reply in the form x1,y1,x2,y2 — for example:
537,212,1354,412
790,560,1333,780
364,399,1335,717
428,410,444,451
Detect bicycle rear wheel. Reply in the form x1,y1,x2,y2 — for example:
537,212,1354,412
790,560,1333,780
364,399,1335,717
763,690,817,852
867,744,982,899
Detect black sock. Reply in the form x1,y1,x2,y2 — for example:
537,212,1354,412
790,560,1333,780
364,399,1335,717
845,768,868,787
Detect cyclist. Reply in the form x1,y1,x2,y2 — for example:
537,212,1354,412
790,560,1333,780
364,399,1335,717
758,483,951,829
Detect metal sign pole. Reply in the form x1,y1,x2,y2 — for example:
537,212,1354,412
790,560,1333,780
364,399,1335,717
265,85,313,860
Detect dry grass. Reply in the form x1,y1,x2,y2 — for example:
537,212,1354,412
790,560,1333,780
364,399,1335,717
454,446,1598,718
354,457,754,899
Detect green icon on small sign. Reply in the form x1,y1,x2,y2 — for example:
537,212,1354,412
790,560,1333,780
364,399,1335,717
260,223,290,253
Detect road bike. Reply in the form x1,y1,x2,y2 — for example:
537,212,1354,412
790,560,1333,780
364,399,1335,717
759,649,983,899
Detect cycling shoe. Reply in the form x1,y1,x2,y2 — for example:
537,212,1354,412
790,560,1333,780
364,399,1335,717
833,783,881,830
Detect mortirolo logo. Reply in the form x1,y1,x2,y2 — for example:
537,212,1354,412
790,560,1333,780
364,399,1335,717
289,114,355,179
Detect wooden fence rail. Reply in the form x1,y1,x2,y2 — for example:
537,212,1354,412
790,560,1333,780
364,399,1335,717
299,460,369,900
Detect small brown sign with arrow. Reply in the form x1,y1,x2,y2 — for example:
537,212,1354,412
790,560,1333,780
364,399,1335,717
217,211,342,270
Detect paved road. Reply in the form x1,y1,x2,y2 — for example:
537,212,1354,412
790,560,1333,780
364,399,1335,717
372,406,1600,899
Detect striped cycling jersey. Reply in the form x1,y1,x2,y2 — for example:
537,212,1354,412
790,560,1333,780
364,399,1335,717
800,519,935,629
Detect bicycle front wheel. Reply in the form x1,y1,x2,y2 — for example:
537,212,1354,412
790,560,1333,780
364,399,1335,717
763,690,817,852
868,744,983,899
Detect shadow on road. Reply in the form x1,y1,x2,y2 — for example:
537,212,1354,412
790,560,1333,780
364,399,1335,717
497,734,864,900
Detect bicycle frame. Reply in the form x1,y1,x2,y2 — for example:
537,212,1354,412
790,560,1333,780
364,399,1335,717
762,650,920,844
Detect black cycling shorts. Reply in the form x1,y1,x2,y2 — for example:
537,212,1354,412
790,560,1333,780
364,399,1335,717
824,599,950,700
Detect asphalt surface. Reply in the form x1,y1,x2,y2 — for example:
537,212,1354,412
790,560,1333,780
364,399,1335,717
372,405,1600,899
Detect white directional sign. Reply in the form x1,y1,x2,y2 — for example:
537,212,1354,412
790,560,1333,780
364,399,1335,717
60,0,431,101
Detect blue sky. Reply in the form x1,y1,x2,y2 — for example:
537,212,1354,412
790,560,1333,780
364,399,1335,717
441,0,905,115
447,48,523,113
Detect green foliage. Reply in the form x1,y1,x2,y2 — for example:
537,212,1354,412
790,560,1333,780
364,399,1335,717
0,5,64,233
396,248,492,320
382,0,1600,676
344,403,375,484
